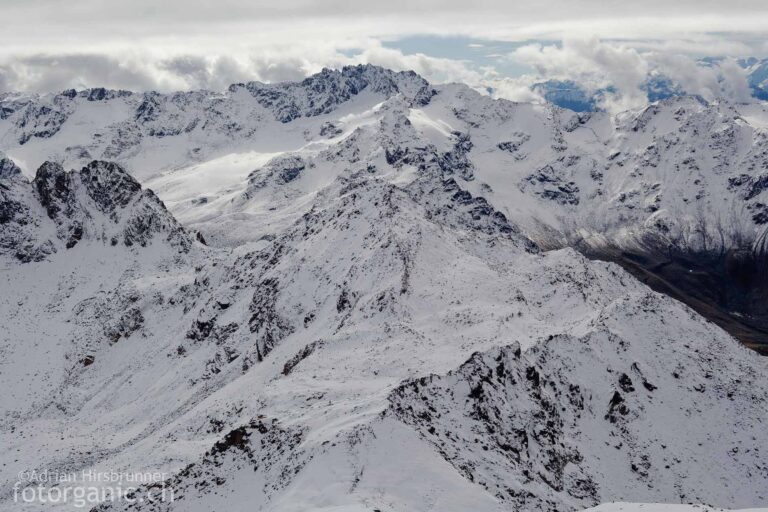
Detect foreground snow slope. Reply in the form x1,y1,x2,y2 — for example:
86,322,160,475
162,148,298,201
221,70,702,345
583,504,768,512
1,67,767,511
5,159,766,511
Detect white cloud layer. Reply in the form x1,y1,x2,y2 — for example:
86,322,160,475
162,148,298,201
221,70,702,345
2,0,767,43
0,42,493,94
0,0,766,113
509,39,755,112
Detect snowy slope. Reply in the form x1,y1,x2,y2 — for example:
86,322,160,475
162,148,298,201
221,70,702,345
1,67,768,511
0,65,432,180
584,505,767,512
410,87,768,254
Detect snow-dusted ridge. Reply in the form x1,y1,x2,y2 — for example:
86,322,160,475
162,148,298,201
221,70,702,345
4,68,768,254
0,157,192,263
1,66,768,511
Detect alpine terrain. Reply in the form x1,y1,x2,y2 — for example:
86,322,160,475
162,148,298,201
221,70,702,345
1,65,767,511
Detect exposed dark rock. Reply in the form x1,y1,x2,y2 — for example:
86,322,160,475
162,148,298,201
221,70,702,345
2,160,192,262
282,340,324,376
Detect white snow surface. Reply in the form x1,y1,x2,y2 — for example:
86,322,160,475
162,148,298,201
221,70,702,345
583,505,768,512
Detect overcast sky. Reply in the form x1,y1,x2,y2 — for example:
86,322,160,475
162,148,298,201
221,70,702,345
2,0,768,110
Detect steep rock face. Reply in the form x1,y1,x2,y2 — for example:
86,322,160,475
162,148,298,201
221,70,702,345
0,158,191,261
74,161,192,249
33,161,83,247
80,160,142,211
0,152,21,178
15,100,73,144
237,64,434,122
0,170,55,262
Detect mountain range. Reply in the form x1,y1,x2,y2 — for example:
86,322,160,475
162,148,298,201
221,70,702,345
1,64,767,511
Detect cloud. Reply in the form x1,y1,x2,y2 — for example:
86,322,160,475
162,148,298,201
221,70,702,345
0,54,172,93
2,0,767,45
648,53,752,103
0,0,765,113
511,38,649,110
356,46,486,84
509,38,755,112
0,41,493,94
513,39,646,88
487,77,545,103
0,36,758,117
622,38,756,58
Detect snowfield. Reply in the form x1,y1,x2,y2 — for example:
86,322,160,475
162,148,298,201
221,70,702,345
583,505,768,512
1,65,767,511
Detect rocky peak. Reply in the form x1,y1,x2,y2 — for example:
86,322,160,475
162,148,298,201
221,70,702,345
238,64,434,123
0,152,22,179
2,160,193,261
79,160,142,212
81,87,133,102
1,155,55,261
33,161,76,220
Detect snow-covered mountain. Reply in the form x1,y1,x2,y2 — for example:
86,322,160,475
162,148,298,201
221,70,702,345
0,156,191,262
4,66,768,252
1,65,767,511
